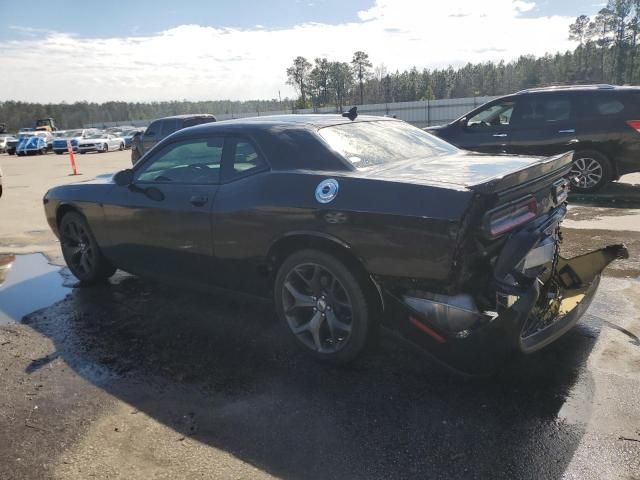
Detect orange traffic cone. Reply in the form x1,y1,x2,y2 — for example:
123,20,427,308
67,140,78,175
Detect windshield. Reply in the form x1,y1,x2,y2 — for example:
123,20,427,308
317,120,458,169
86,133,105,139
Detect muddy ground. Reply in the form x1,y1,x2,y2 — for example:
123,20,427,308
0,151,639,479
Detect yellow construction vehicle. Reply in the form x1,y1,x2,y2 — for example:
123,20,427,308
34,118,57,132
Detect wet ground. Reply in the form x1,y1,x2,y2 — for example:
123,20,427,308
0,152,639,479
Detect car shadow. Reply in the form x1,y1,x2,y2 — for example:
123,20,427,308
570,177,640,208
22,274,598,479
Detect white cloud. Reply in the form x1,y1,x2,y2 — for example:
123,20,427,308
1,0,577,103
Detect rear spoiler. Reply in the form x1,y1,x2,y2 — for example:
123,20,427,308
468,152,574,195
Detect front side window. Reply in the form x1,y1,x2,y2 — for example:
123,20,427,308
145,121,160,137
318,120,457,169
136,138,223,184
467,102,515,128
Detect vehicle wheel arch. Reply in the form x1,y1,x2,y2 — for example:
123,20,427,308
56,202,86,229
267,232,384,314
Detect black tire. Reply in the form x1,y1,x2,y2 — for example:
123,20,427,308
59,212,116,284
102,143,108,153
80,151,86,154
569,150,612,193
119,142,124,151
8,151,14,155
55,151,63,155
274,249,372,364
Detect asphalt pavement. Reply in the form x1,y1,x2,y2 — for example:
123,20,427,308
0,150,639,479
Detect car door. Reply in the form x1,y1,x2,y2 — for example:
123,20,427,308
452,99,517,153
508,93,579,157
211,136,271,295
142,120,162,152
102,136,224,283
108,134,119,150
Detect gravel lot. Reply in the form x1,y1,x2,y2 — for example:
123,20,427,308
1,150,639,479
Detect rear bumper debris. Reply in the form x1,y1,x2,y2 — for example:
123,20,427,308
385,244,628,375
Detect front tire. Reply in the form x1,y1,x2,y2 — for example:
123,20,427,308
101,143,108,153
569,150,611,193
59,212,116,284
274,249,372,364
119,142,124,151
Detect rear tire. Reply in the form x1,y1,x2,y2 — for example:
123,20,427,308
274,249,372,364
59,212,116,284
119,143,124,151
569,150,611,193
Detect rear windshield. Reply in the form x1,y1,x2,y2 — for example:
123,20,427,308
317,120,457,169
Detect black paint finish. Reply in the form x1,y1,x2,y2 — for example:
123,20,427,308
43,115,619,369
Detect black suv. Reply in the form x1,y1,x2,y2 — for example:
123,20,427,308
131,114,216,164
426,85,640,192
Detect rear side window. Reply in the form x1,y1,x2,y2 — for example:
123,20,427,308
183,116,215,128
596,99,624,115
580,92,640,118
516,96,572,125
233,141,263,173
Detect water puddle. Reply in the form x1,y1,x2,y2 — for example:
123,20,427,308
0,253,70,324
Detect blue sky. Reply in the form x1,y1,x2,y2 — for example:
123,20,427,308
0,0,598,102
1,0,373,39
1,0,597,40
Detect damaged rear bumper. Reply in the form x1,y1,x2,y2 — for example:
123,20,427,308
385,244,628,375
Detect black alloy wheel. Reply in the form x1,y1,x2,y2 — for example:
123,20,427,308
59,212,116,284
275,249,372,364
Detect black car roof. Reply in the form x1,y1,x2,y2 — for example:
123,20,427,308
515,84,640,95
185,114,397,131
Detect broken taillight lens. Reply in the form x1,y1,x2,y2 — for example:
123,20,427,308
486,197,538,237
626,120,640,133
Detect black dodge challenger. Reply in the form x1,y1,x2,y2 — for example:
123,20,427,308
43,114,627,374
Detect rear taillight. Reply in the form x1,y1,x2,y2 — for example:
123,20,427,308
626,120,640,133
485,197,538,237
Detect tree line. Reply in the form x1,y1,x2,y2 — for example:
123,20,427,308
2,0,640,131
285,1,640,109
0,99,288,132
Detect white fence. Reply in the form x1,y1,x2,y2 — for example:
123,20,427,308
86,95,499,129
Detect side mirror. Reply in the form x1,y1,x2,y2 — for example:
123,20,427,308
459,117,468,127
114,169,134,186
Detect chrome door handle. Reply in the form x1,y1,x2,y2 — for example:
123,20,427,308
558,129,576,134
189,195,208,207
492,133,508,137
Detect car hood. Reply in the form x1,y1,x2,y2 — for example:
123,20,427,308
78,138,107,143
352,151,572,193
